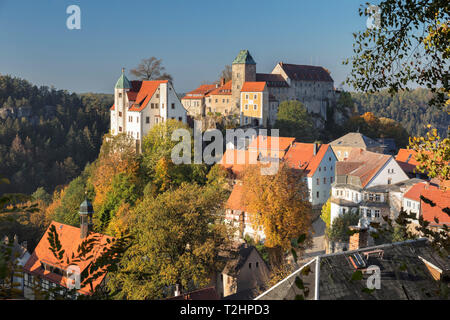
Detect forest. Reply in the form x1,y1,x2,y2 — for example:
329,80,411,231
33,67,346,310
0,74,112,195
351,88,448,137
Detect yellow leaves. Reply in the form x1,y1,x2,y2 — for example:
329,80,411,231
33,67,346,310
241,163,312,250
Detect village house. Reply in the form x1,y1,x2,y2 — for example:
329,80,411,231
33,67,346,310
215,243,270,299
420,185,450,232
330,132,384,161
180,83,217,117
110,69,187,151
284,142,337,207
240,82,269,127
23,199,112,299
330,149,409,226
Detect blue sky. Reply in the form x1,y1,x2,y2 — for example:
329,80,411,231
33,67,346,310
0,0,371,94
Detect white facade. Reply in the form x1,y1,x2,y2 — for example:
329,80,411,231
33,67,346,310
110,80,187,148
308,147,337,206
366,158,409,188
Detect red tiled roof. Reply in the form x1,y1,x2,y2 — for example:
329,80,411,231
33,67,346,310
219,149,259,177
226,184,247,211
206,80,232,96
248,136,295,153
336,149,392,187
110,104,115,111
396,149,421,166
404,182,428,202
241,82,266,92
182,84,217,100
23,221,113,295
278,63,333,82
129,80,168,112
284,143,332,177
421,187,450,227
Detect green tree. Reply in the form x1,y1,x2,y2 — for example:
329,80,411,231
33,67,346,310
327,211,359,243
274,101,316,141
107,182,231,299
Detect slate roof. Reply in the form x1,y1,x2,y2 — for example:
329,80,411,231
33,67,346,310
330,132,382,149
278,62,333,82
255,73,289,87
256,239,450,300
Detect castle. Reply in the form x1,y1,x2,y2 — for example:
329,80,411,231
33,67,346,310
182,50,339,127
109,69,187,149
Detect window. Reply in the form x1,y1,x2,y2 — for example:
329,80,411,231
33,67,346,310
156,94,160,98
369,194,374,201
330,177,334,183
324,177,326,184
178,117,182,121
137,117,139,123
119,111,122,117
316,191,320,198
245,104,248,110
407,201,411,207
249,263,252,269
375,194,380,202
151,103,154,109
128,116,132,122
246,94,249,99
215,99,218,103
254,94,257,99
366,209,371,218
316,178,320,185
119,126,122,132
344,151,348,158
162,103,165,108
375,210,380,218
118,92,122,98
171,103,175,109
319,167,321,172
324,166,326,171
388,178,392,185
253,105,257,110
137,132,139,139
146,117,150,124
360,208,365,216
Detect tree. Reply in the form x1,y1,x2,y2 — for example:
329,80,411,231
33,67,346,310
130,57,173,81
106,183,232,299
241,163,312,263
327,211,359,243
274,101,316,141
409,127,449,181
344,0,449,109
219,65,232,82
320,199,331,230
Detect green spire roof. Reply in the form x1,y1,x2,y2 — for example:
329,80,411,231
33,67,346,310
115,69,132,89
232,50,256,65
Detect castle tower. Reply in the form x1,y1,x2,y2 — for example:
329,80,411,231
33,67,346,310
79,198,94,239
114,68,132,135
231,50,256,111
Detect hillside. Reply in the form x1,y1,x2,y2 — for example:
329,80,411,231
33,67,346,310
0,74,112,195
351,88,449,137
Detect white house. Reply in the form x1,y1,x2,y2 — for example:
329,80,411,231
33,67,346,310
330,149,409,226
284,143,337,207
110,70,187,150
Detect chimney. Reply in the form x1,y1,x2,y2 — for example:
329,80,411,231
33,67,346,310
349,226,369,251
220,77,226,87
313,143,317,156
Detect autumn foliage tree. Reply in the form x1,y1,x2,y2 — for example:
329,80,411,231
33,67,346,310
241,163,312,263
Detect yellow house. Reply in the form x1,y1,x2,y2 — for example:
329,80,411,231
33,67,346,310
240,82,268,127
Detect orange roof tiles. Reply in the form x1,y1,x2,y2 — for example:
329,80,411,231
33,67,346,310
110,104,115,111
129,80,168,112
219,149,259,177
248,136,295,152
241,82,266,92
421,187,450,227
23,221,113,295
226,184,247,212
404,182,428,202
206,80,232,96
284,143,332,177
182,84,217,100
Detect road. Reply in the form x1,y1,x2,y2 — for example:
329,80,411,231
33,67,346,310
299,217,326,264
